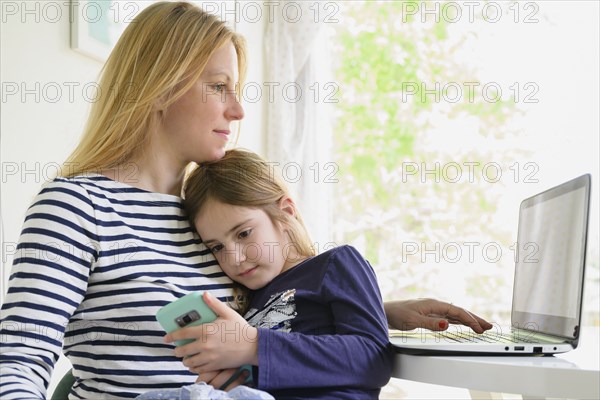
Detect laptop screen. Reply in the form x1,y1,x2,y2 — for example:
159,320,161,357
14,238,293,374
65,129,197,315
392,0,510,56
511,174,590,340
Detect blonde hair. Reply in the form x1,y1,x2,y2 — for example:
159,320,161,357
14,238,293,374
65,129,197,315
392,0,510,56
61,1,247,177
184,149,316,312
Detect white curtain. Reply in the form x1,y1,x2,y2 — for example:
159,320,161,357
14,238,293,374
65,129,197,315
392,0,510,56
264,2,334,250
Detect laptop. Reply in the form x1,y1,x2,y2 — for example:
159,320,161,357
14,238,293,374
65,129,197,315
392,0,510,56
390,174,591,355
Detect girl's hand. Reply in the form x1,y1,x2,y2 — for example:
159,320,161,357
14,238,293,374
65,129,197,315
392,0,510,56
195,368,250,391
164,292,259,372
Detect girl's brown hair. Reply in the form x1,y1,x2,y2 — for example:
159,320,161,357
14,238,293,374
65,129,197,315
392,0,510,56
61,1,246,177
184,149,316,312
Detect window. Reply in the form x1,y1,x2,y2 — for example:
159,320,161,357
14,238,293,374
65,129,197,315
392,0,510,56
329,1,599,327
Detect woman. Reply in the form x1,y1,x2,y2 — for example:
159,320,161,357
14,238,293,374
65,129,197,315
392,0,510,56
0,2,491,399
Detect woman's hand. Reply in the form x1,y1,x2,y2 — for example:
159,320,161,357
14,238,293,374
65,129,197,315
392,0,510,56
194,368,250,391
164,292,259,372
384,298,493,333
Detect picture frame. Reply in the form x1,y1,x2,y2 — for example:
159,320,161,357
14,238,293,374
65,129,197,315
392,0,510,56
70,0,140,62
70,1,238,62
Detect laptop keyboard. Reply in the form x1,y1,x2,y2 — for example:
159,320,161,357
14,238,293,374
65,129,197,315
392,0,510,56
436,330,538,344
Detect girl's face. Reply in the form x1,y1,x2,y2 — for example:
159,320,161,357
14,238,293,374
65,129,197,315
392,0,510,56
158,42,244,166
194,199,301,290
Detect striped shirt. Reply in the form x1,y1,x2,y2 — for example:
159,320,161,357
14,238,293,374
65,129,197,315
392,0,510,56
0,175,234,399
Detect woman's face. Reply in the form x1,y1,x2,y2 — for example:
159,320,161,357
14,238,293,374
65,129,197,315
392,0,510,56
159,42,244,165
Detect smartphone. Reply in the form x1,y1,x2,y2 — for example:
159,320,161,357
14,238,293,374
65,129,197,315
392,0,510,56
157,292,253,389
156,291,217,346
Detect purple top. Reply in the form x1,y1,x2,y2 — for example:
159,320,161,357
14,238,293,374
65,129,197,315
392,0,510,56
245,245,393,399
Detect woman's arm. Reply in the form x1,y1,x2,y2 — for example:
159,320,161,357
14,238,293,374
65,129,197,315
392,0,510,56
0,180,97,399
384,299,493,333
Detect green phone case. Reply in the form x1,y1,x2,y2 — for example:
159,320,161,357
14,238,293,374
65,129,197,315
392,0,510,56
156,292,253,389
156,292,217,346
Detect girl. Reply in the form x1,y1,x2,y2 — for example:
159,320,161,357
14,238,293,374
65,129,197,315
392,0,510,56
174,149,394,399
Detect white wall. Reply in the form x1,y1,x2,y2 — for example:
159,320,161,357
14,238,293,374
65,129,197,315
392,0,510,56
0,1,266,395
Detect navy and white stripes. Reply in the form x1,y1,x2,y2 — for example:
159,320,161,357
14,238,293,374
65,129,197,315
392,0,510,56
0,175,233,399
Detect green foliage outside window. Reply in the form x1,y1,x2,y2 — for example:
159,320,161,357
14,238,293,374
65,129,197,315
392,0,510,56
331,1,532,321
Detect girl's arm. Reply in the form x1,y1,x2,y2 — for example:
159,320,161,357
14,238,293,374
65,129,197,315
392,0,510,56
252,245,393,391
170,246,393,391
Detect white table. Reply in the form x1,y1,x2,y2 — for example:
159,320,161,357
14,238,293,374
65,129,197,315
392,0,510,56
392,328,600,399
